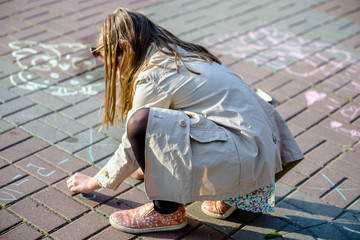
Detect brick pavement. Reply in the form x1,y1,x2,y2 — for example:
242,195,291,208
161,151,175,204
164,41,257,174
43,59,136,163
0,0,359,239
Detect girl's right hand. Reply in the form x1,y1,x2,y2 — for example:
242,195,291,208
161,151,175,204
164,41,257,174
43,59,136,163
66,172,101,193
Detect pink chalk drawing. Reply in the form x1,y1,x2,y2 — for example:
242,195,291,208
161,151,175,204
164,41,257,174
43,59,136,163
340,105,360,121
331,120,360,138
305,90,327,106
203,26,359,79
8,40,102,96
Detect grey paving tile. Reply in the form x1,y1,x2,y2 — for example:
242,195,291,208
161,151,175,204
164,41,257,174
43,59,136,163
0,86,18,102
27,90,71,111
230,214,288,240
284,190,343,222
0,97,35,117
41,112,87,135
5,104,51,125
332,211,360,240
60,98,102,119
0,119,15,133
307,222,349,240
74,137,119,164
21,120,69,144
271,201,326,229
77,110,103,128
100,124,126,142
56,128,106,154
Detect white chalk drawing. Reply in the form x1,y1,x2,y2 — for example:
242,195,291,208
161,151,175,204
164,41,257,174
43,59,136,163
305,90,327,106
8,40,103,96
203,26,359,79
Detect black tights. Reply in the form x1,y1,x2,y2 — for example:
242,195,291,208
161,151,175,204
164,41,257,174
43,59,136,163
127,108,181,214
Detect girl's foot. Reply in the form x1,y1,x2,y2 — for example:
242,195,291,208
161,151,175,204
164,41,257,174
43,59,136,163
201,201,236,219
110,203,187,233
130,167,144,180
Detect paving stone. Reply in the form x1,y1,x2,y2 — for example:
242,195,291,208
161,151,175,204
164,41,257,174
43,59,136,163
284,190,343,222
275,100,307,121
32,187,89,221
73,166,131,208
0,86,18,103
182,224,227,240
231,214,288,240
95,198,132,217
314,119,358,147
9,198,67,233
0,164,27,187
323,179,360,209
305,141,343,167
27,90,72,111
332,211,360,240
41,112,88,135
0,157,8,169
341,142,360,167
186,201,244,236
0,223,43,239
0,137,49,163
0,175,46,206
0,96,35,117
100,124,126,142
60,98,102,120
21,120,69,144
278,170,307,187
75,137,119,164
278,224,315,240
36,146,88,174
0,209,22,232
0,128,31,151
292,158,321,177
116,187,150,209
15,155,67,185
5,103,51,125
295,131,325,154
299,168,344,198
272,200,327,228
328,158,360,183
307,222,349,240
51,211,109,240
0,119,14,133
77,110,103,128
288,108,328,130
56,128,106,154
89,226,134,240
228,61,272,85
275,181,296,203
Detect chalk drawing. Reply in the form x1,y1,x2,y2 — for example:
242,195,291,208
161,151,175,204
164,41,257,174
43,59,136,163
305,90,327,106
340,105,360,121
203,26,359,78
331,120,360,138
305,173,358,201
8,40,103,96
26,162,56,177
0,178,29,201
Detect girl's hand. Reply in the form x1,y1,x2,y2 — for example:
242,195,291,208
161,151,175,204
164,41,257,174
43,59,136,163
66,172,101,193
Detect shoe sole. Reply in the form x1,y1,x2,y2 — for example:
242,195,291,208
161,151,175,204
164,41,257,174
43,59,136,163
201,203,236,219
109,216,188,234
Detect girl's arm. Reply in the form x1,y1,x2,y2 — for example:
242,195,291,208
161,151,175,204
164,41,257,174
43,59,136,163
67,172,101,193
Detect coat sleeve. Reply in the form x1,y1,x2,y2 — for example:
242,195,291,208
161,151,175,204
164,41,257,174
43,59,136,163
95,76,172,190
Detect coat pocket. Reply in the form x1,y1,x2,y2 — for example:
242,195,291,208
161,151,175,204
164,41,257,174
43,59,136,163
186,111,228,143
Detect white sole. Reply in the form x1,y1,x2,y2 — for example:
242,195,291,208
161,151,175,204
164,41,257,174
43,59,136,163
109,216,188,234
201,203,236,219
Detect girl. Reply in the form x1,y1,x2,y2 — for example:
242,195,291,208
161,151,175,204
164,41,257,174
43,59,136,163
66,8,303,234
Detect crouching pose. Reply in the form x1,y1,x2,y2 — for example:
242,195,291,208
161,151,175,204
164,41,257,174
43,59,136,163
67,8,303,234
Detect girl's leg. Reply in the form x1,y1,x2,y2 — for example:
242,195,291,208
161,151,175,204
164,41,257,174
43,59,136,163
127,108,181,214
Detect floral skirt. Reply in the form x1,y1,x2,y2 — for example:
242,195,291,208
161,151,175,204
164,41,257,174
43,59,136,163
223,183,275,213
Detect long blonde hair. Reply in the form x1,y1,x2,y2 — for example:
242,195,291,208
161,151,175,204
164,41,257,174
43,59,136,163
97,8,221,127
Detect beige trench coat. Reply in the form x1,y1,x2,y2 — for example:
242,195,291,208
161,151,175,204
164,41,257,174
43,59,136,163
96,45,304,204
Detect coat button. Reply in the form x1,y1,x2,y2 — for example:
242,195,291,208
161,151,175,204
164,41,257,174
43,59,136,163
179,119,187,127
272,134,277,144
104,171,108,177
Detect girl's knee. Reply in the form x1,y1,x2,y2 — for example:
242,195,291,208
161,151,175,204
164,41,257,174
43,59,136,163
127,108,150,138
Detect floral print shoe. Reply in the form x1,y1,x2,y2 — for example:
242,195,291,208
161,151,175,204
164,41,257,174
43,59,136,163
201,201,236,219
110,202,187,233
